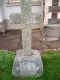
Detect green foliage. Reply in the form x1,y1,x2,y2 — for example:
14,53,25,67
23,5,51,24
42,51,60,80
0,50,60,80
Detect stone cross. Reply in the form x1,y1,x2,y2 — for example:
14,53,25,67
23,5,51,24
12,0,43,77
21,0,32,54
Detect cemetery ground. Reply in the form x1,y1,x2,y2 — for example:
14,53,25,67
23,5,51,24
0,28,60,51
0,50,60,80
0,28,60,80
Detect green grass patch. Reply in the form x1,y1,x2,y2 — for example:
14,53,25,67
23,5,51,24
0,50,60,80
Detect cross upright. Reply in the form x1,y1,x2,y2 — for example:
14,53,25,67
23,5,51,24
21,0,32,54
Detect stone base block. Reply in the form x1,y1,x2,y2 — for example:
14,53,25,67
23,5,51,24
12,50,43,77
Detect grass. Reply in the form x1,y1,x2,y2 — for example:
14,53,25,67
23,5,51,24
0,50,60,80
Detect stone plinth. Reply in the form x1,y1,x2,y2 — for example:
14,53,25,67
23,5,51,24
12,50,43,77
44,26,60,41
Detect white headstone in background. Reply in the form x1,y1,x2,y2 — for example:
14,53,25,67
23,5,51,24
12,0,43,77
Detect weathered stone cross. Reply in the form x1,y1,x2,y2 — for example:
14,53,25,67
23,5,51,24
12,0,43,77
21,0,32,54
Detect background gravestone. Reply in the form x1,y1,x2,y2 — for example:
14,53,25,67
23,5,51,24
44,0,60,41
12,0,43,77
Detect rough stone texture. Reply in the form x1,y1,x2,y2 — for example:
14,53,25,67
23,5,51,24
20,0,32,54
12,50,43,76
12,0,43,77
10,13,42,24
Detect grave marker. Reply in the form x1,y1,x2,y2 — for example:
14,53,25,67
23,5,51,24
12,0,43,77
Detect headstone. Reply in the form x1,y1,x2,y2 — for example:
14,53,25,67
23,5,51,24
44,0,60,41
12,0,43,77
